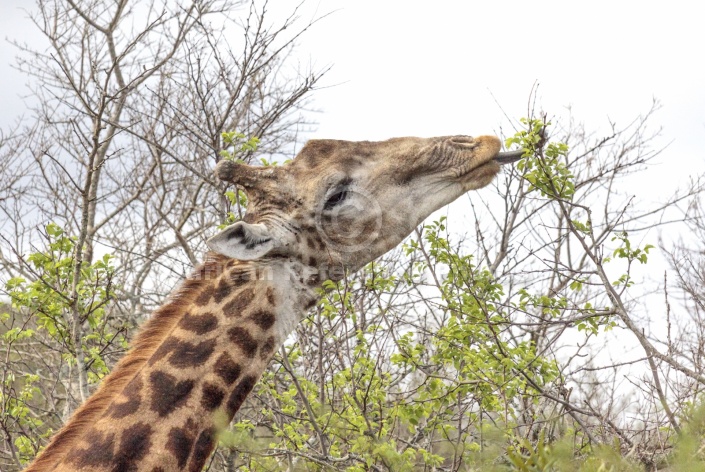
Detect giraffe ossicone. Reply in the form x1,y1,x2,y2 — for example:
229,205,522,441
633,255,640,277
26,135,520,472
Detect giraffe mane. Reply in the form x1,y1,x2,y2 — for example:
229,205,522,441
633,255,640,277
25,253,229,471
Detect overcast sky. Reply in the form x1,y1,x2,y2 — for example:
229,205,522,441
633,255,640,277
298,1,705,135
292,1,704,200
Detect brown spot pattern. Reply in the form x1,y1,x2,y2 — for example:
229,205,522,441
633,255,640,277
250,310,276,331
260,336,277,360
106,376,142,419
227,327,258,358
307,275,321,287
168,338,217,368
178,312,218,334
213,277,233,304
66,429,115,467
166,423,196,469
214,352,242,385
148,336,182,366
265,286,276,305
226,375,257,416
229,268,252,283
188,428,216,472
27,255,234,472
113,423,153,471
201,382,225,411
222,287,255,318
149,371,195,417
194,285,215,306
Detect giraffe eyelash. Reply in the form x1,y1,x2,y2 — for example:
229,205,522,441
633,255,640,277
324,188,349,210
323,177,353,211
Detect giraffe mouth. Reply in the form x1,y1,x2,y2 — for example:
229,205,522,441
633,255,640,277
493,150,524,165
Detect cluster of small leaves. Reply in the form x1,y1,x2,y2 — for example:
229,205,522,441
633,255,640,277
517,288,569,319
606,231,653,266
576,313,617,336
604,231,654,289
505,431,644,472
0,373,44,463
517,288,613,336
670,400,705,470
414,219,559,413
500,410,705,472
218,131,260,227
3,224,118,364
219,131,260,161
509,119,632,337
506,431,556,471
507,118,574,201
1,224,119,463
220,189,249,228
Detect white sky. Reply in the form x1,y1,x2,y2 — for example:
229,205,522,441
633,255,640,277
289,0,705,201
293,1,704,134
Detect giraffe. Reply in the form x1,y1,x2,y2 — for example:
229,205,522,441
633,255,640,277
25,134,521,471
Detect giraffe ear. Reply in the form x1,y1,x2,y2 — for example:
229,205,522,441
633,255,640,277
206,222,276,260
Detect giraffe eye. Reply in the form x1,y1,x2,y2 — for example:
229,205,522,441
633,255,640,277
324,188,349,210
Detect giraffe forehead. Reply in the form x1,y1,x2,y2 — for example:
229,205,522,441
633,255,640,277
296,137,428,165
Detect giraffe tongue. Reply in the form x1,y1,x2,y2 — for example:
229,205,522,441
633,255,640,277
493,150,524,164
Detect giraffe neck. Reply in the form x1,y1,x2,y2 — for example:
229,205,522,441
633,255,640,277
26,254,319,472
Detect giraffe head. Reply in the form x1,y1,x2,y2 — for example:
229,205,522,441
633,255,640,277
207,135,519,277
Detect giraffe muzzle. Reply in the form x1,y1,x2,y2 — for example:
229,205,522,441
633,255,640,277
493,150,524,165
